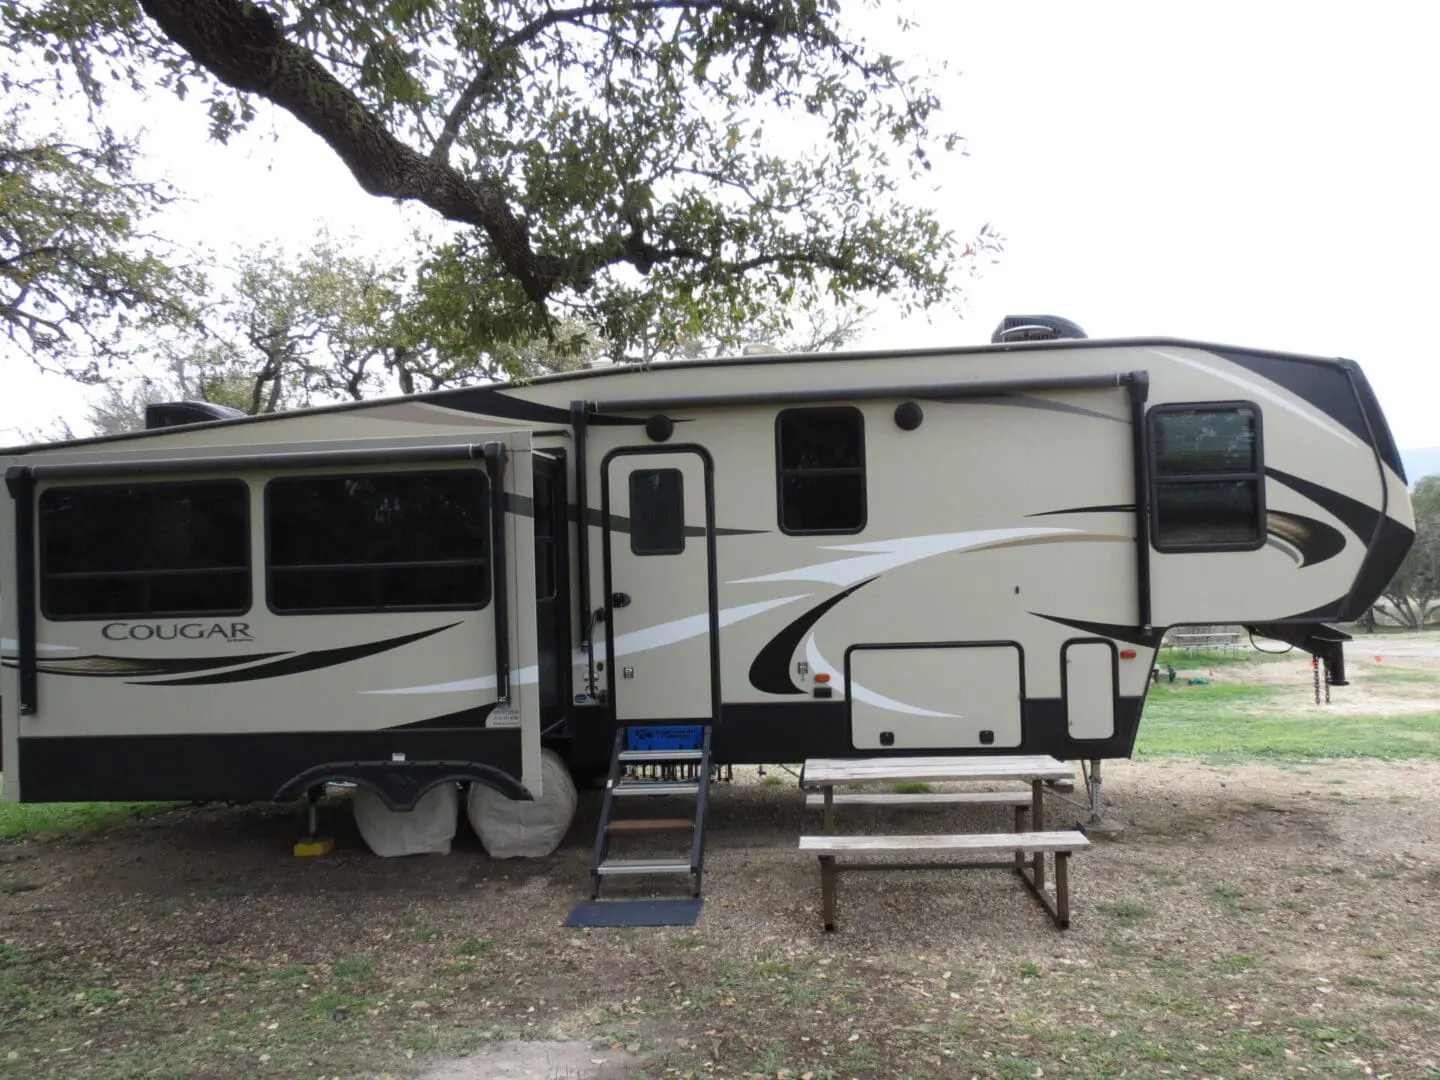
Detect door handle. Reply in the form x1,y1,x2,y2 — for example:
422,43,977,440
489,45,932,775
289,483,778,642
610,592,631,608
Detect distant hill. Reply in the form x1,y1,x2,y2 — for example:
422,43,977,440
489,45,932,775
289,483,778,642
1401,447,1440,484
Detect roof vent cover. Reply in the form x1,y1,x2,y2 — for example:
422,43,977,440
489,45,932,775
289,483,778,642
991,314,1087,344
144,401,247,430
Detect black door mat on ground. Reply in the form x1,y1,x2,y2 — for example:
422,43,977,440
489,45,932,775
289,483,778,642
564,899,702,928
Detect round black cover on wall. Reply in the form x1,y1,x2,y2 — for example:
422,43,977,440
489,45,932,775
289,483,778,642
645,414,675,442
894,402,924,431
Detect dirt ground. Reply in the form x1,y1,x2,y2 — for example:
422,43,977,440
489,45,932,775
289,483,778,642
3,757,1439,1080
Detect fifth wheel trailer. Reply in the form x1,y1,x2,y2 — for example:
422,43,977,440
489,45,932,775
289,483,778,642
0,319,1415,825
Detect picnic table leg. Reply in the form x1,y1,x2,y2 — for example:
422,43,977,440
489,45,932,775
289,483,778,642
823,785,835,835
1055,852,1071,929
1013,803,1026,869
1031,779,1045,891
819,855,837,931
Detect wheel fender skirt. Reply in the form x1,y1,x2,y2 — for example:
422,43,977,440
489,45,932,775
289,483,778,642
1244,622,1351,686
274,760,533,810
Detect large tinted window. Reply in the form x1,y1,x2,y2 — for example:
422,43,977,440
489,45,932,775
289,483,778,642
267,471,489,613
1150,405,1263,550
40,481,250,619
777,407,866,534
629,469,686,556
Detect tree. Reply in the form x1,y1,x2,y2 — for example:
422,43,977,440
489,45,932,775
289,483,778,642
16,0,996,364
0,102,195,377
83,342,256,434
1380,477,1440,630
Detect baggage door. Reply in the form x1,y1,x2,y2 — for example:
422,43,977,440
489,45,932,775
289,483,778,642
1064,640,1117,741
602,449,718,724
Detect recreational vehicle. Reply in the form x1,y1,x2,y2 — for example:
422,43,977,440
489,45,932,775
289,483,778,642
0,317,1415,878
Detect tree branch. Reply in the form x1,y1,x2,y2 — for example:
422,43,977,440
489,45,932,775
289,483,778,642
429,0,779,165
138,0,562,303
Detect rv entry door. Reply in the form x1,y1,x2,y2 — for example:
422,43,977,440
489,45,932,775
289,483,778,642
602,449,718,725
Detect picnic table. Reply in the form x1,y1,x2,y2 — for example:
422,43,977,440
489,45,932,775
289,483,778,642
798,754,1088,931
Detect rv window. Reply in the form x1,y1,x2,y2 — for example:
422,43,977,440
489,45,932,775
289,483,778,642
39,481,250,619
629,469,686,556
776,407,866,534
1150,405,1263,550
266,470,490,612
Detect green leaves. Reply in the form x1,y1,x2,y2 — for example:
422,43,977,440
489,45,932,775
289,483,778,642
0,110,197,377
11,0,999,368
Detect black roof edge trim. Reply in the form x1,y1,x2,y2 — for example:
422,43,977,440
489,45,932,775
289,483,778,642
1,336,1353,456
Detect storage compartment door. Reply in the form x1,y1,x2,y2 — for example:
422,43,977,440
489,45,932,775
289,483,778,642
1064,641,1116,741
848,643,1023,750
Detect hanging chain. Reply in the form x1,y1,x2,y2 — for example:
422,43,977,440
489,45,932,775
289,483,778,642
1312,656,1321,706
1322,657,1331,705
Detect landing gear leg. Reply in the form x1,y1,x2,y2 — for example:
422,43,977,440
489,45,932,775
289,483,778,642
1080,759,1125,840
294,785,335,857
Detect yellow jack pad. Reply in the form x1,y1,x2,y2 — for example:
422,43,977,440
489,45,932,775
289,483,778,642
293,836,334,857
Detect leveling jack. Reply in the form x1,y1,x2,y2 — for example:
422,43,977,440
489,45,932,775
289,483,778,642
293,786,334,857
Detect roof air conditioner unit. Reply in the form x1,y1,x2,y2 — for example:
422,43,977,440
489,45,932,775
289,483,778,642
991,315,1087,344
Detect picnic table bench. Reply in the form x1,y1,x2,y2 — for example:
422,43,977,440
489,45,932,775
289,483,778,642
798,755,1089,931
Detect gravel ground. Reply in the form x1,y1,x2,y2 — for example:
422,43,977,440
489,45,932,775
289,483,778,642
2,757,1439,1079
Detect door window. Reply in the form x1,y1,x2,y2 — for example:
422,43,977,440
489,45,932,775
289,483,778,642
628,468,686,556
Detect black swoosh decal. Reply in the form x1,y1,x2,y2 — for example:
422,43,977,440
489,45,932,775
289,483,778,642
748,578,878,695
1266,511,1347,568
387,704,498,730
1272,598,1347,622
136,623,461,686
1028,504,1135,517
571,503,765,537
1031,613,1163,648
1215,349,1372,449
1,652,288,678
1265,467,1380,542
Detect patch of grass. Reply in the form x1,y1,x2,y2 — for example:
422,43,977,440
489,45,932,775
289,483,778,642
330,956,375,983
1016,962,1042,979
1367,868,1400,880
0,777,172,840
847,1043,878,1067
1136,692,1440,761
1289,1019,1387,1049
1386,1002,1432,1018
1213,954,1257,972
1096,901,1153,922
760,775,783,786
1340,974,1381,990
453,937,493,956
310,990,375,1020
891,781,932,794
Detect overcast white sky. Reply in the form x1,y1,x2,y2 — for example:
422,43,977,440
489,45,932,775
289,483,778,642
2,0,1437,450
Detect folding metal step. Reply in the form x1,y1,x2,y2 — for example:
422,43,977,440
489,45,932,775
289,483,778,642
612,781,700,796
595,858,692,876
590,725,713,900
605,818,695,835
617,749,705,763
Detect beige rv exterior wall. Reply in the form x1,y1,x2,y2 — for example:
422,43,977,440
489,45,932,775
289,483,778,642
1,430,541,799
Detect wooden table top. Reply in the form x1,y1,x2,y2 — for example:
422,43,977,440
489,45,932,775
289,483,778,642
800,754,1074,787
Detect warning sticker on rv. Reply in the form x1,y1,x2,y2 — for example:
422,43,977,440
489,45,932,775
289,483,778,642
488,703,520,728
